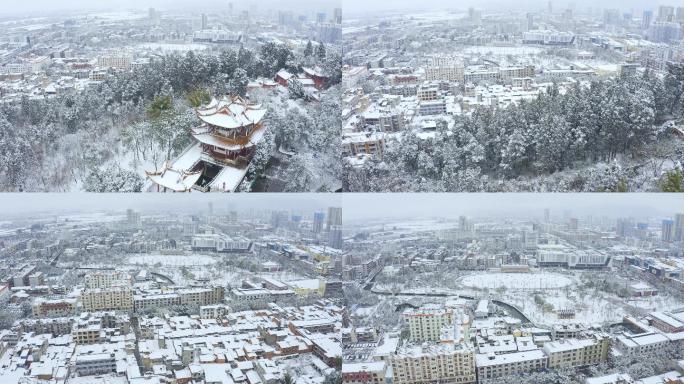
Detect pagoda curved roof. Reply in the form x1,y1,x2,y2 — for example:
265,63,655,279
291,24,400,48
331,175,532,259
196,96,267,129
146,161,202,192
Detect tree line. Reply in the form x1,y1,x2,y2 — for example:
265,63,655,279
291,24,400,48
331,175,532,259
345,64,684,192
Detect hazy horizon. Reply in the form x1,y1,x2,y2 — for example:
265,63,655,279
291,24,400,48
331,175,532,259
343,194,684,222
2,0,680,18
0,194,341,218
0,0,340,18
343,0,679,16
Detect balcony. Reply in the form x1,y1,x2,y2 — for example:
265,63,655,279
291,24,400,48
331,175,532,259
200,151,251,168
192,123,264,148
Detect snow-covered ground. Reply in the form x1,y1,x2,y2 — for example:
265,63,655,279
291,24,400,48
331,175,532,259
126,254,218,266
369,267,684,327
459,272,573,290
505,291,624,326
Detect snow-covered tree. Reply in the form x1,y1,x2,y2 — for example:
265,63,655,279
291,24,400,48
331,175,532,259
227,68,248,97
288,78,305,100
0,112,35,190
283,154,312,192
304,40,313,57
316,41,326,60
84,164,143,192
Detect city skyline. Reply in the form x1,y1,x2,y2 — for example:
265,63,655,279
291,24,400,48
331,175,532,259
342,194,684,222
0,193,341,217
0,0,341,17
343,0,684,16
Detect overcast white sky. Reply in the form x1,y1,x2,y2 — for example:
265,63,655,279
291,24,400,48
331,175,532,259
2,0,680,17
343,0,681,17
342,194,684,222
0,0,340,17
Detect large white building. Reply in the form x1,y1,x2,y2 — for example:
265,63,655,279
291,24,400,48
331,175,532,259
536,245,610,268
191,233,252,252
522,30,575,45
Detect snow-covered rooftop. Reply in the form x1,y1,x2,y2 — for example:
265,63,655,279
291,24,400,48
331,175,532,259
196,96,266,130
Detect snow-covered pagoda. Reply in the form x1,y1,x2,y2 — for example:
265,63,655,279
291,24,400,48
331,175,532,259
146,95,267,192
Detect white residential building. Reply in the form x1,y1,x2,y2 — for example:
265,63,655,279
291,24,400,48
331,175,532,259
475,349,547,383
81,287,134,312
390,344,476,384
405,307,454,342
615,333,670,356
543,336,610,369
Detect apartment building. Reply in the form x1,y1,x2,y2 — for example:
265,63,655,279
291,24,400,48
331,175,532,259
417,85,439,101
650,311,684,333
405,307,454,342
615,333,670,356
96,55,132,70
342,132,386,159
419,99,447,116
463,70,499,84
425,66,465,82
178,286,225,306
200,304,232,319
74,353,117,376
133,286,224,312
498,66,535,81
390,344,476,384
361,109,405,132
17,318,73,336
231,286,295,303
81,287,134,312
84,271,130,289
71,324,104,345
32,298,78,318
475,350,547,383
133,293,180,312
543,335,610,369
342,361,387,384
